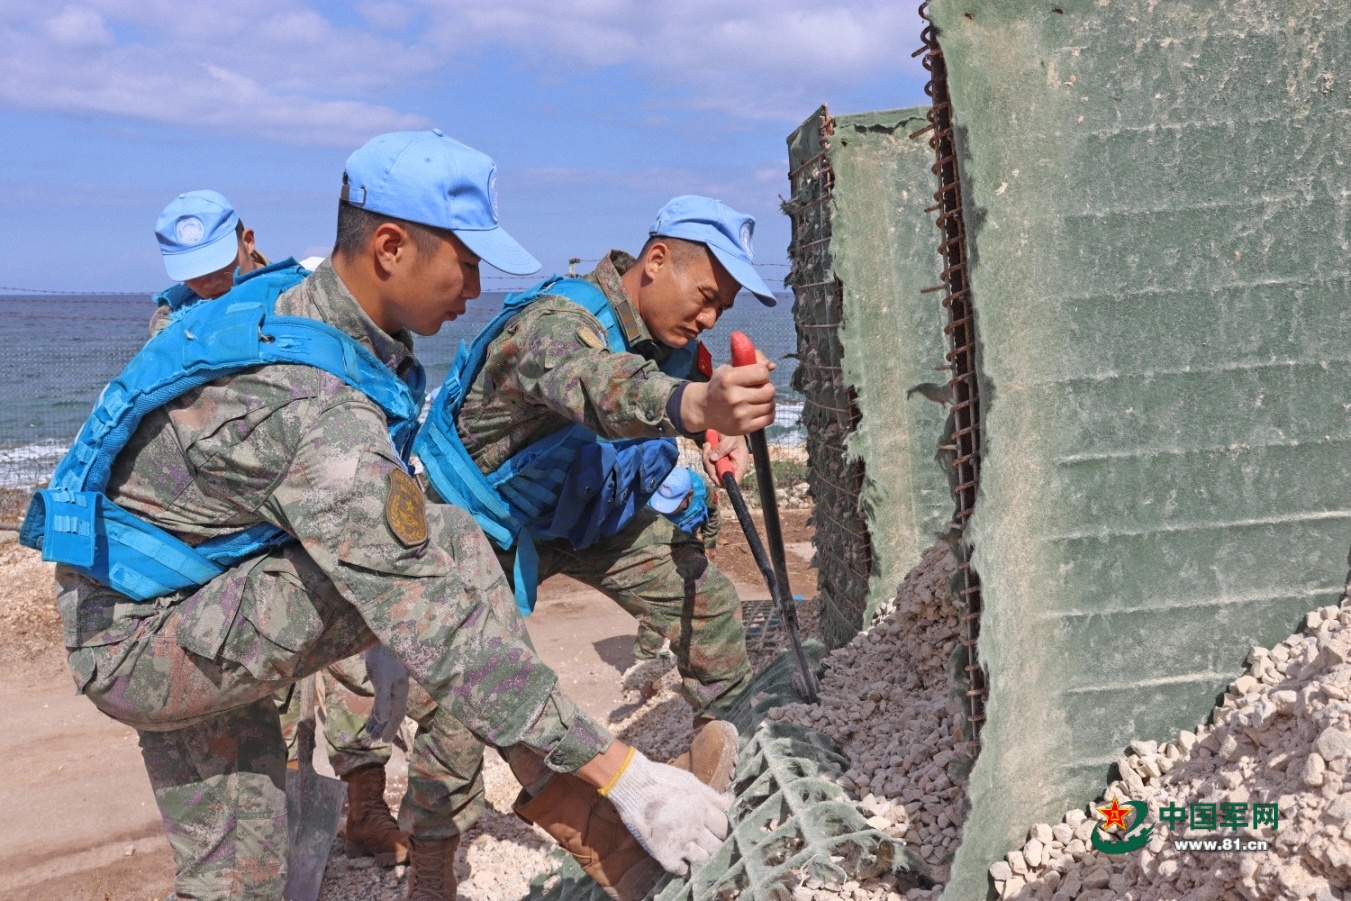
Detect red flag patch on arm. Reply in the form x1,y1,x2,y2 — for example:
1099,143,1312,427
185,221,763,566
696,340,713,378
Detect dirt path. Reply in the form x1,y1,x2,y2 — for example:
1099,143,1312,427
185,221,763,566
0,508,815,901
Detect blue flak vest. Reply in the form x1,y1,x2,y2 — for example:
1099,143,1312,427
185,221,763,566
415,276,694,615
151,261,315,328
20,259,425,602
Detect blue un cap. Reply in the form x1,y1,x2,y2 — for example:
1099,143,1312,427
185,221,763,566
342,130,540,276
155,190,240,282
650,195,776,306
650,467,694,515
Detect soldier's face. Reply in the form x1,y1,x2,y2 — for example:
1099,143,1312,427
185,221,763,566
390,231,482,336
182,232,257,300
641,249,740,347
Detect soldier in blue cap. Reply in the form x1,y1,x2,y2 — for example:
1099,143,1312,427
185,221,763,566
149,190,271,335
150,189,417,869
415,194,781,832
28,131,731,900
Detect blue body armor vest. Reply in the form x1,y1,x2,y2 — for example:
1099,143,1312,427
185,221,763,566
415,277,694,614
19,259,425,602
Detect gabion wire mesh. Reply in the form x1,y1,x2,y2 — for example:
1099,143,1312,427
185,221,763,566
526,643,930,901
783,107,875,650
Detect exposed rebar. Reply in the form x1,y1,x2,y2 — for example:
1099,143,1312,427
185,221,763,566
914,2,988,746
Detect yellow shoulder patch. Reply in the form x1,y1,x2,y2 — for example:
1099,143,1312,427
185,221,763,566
577,327,606,349
386,469,429,547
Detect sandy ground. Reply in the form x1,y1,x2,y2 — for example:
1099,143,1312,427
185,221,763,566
0,507,816,901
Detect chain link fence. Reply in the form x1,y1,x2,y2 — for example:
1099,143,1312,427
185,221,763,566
0,288,805,522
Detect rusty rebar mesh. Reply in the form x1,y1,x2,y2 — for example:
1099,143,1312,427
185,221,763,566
784,107,876,650
914,2,987,745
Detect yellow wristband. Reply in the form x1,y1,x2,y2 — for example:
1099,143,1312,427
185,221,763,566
597,746,636,797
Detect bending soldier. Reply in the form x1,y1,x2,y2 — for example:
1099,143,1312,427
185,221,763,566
23,131,730,901
416,194,780,802
150,188,415,868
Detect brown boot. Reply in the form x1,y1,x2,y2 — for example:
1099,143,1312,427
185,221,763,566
342,763,410,866
405,835,460,901
669,719,739,793
513,773,665,901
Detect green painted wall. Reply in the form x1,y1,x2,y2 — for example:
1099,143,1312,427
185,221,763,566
926,1,1351,897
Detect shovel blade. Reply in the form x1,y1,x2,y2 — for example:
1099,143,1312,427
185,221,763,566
283,765,347,901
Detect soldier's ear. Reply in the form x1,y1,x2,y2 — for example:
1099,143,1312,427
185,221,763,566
643,240,672,280
371,223,411,275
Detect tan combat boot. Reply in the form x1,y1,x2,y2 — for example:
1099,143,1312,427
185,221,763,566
513,773,665,901
669,719,739,793
342,763,410,866
405,835,460,901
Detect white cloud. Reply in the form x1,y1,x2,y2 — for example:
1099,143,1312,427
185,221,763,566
0,1,924,146
420,0,927,119
0,1,429,146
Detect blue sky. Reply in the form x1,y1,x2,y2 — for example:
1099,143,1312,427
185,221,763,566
0,1,929,293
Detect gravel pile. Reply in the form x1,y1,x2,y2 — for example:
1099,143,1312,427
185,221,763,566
764,543,965,901
0,532,61,667
319,647,718,900
992,597,1351,901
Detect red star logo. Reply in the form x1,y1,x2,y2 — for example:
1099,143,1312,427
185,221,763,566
1098,797,1132,831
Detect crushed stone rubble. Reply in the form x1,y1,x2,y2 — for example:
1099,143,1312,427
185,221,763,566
0,533,61,665
765,542,966,901
993,598,1351,901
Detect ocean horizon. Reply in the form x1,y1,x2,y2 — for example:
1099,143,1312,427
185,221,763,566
0,289,803,488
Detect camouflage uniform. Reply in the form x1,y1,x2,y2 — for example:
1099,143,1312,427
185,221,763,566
456,250,753,718
61,261,609,899
148,278,396,780
635,470,722,660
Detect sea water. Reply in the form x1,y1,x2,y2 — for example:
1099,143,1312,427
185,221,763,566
0,290,802,488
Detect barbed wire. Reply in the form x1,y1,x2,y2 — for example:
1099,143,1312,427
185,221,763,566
0,259,793,295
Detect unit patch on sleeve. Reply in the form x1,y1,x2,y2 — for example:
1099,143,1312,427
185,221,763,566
386,469,429,546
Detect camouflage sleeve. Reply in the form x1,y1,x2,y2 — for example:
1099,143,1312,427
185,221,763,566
701,473,721,549
502,300,684,440
261,390,612,772
148,304,170,337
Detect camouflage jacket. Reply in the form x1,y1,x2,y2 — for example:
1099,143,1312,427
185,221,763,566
63,260,608,768
458,250,698,473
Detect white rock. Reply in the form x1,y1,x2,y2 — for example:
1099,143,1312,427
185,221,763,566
1303,752,1327,787
1316,727,1351,761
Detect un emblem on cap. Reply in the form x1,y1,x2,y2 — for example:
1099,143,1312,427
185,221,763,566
175,216,206,246
739,222,754,258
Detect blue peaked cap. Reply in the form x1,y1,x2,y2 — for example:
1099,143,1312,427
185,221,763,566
343,130,540,276
650,195,776,306
155,190,240,282
649,466,694,514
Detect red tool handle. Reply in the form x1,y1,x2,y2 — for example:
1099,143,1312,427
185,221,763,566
730,330,756,367
704,429,736,479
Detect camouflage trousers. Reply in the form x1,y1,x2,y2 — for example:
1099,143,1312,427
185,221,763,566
507,507,753,720
276,656,392,776
61,507,563,901
403,506,755,841
275,658,486,839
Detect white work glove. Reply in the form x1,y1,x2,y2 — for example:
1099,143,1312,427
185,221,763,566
604,749,732,876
